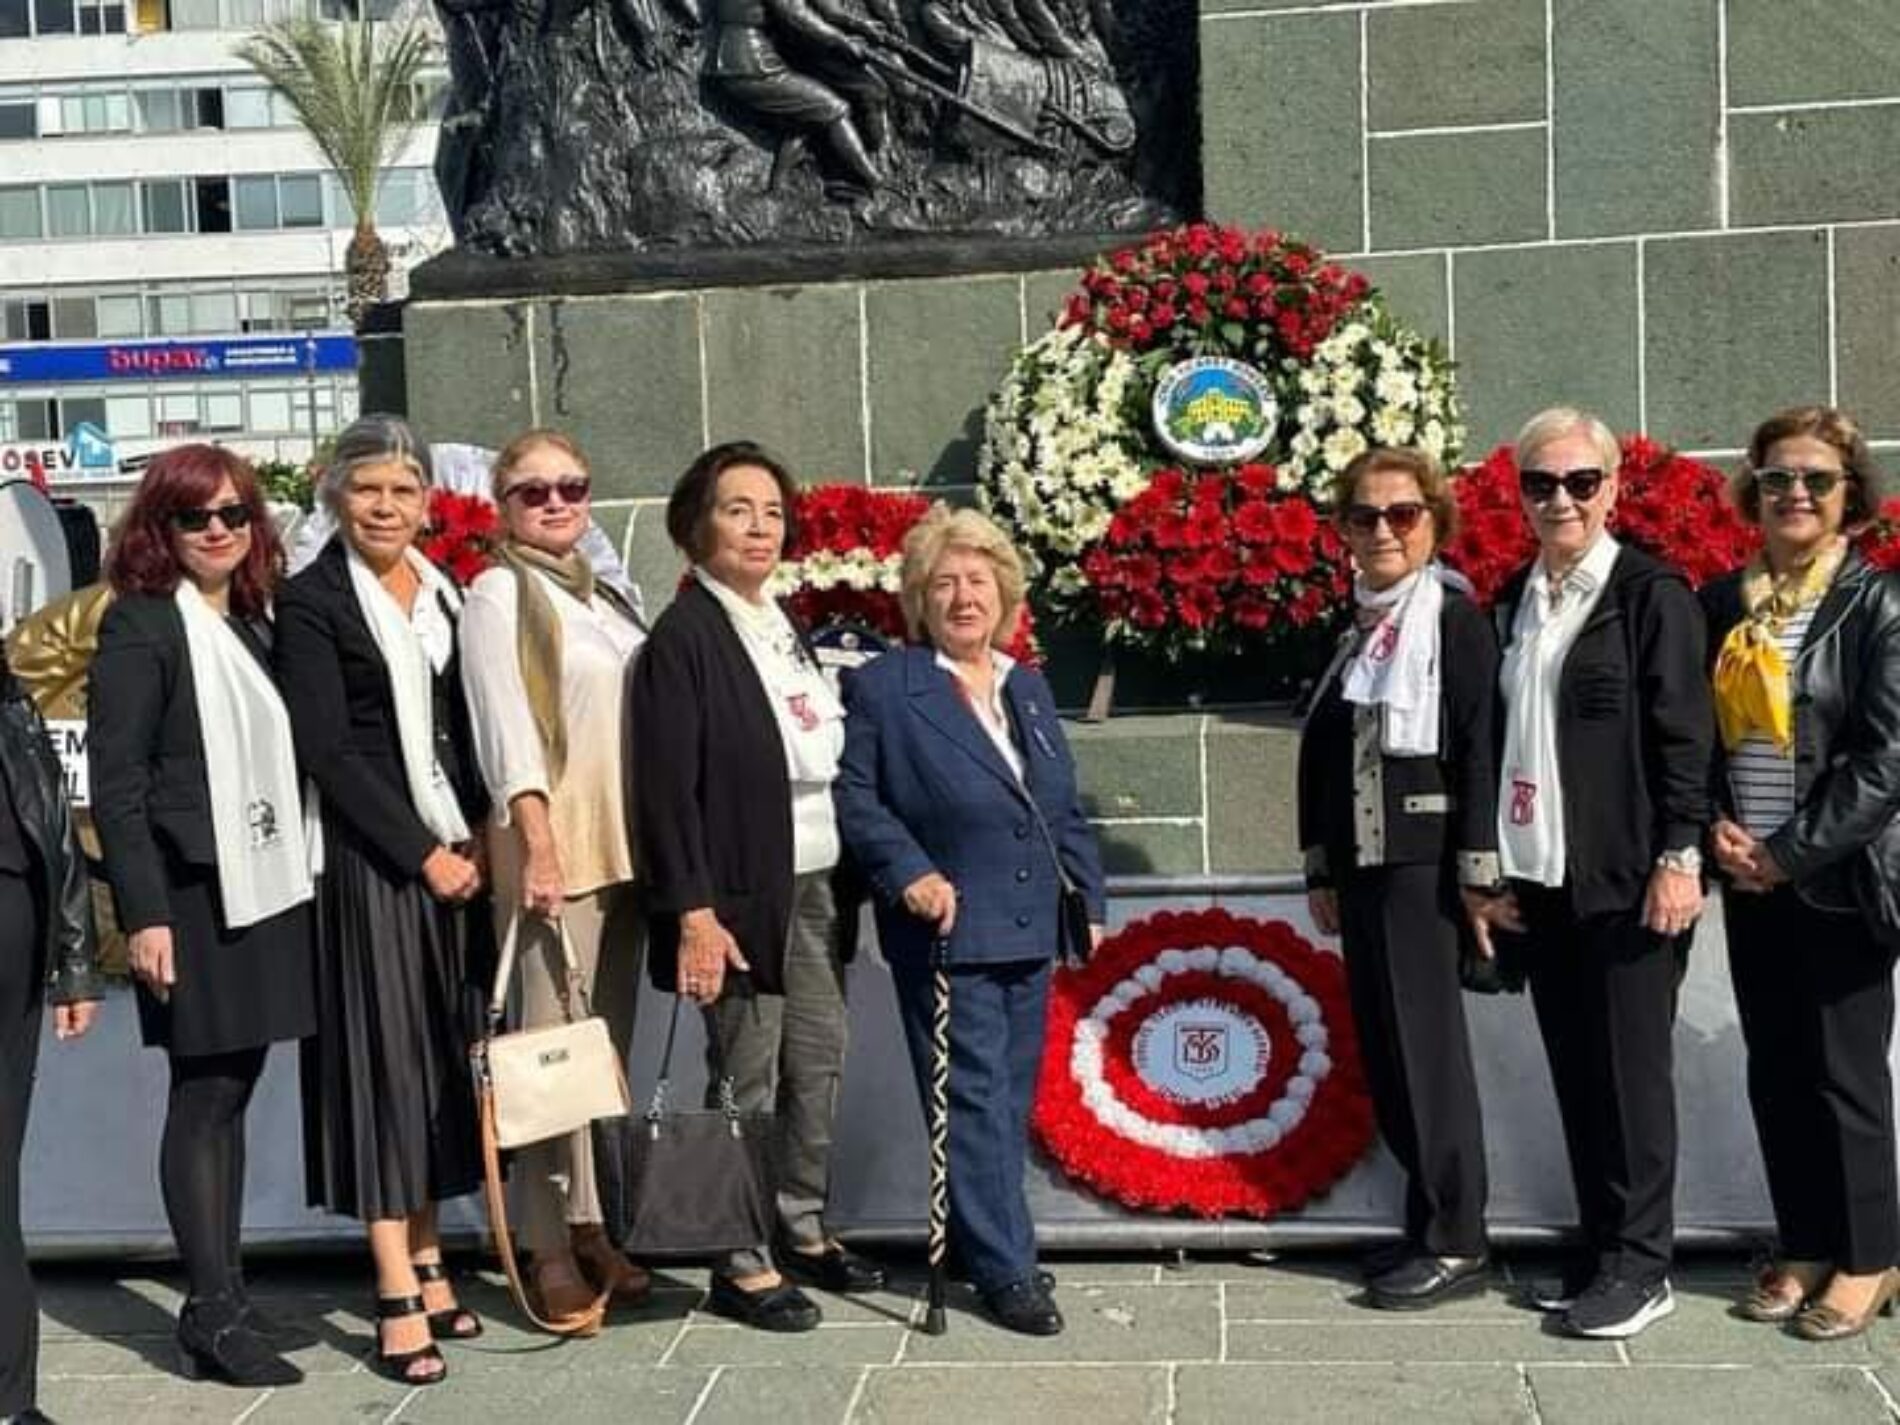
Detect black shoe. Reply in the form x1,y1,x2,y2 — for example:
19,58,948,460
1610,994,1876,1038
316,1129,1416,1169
177,1298,304,1388
1562,1275,1675,1339
778,1241,887,1294
1522,1262,1596,1313
4,1409,55,1424
1367,1254,1490,1311
232,1294,320,1351
369,1295,446,1387
1359,1239,1416,1282
980,1279,1064,1336
707,1276,822,1332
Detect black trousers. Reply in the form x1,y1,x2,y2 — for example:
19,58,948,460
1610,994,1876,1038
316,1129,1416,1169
1725,885,1900,1272
0,872,44,1416
1338,863,1488,1255
1519,885,1681,1283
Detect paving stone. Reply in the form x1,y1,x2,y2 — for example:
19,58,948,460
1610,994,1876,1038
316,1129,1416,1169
1224,1275,1523,1324
693,1364,865,1425
1726,0,1900,106
1093,821,1205,877
898,1283,1220,1364
41,1329,363,1380
395,1363,714,1423
867,275,1021,488
1206,713,1302,875
1368,130,1547,251
1177,1363,1529,1424
666,1321,906,1368
1224,1318,1619,1365
1450,242,1641,450
1351,253,1450,348
37,1375,265,1424
1836,224,1900,440
405,302,536,451
1068,715,1204,819
702,284,866,484
688,1284,920,1328
1201,12,1363,250
1528,1363,1889,1424
248,1372,419,1423
1368,0,1545,131
1552,0,1720,238
855,1364,1169,1424
1731,107,1900,227
537,294,706,501
1643,230,1830,451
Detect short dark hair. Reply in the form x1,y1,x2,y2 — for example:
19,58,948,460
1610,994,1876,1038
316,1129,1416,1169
1737,405,1884,526
665,440,801,561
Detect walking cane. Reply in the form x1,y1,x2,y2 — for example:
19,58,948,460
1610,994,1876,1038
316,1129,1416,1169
922,936,951,1335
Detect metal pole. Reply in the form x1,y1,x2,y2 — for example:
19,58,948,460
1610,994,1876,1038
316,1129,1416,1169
921,941,951,1335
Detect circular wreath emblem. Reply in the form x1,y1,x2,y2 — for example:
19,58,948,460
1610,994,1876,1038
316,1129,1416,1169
1034,908,1374,1218
1152,357,1279,466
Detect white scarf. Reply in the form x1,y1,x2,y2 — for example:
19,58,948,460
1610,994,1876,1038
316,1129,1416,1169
174,582,314,928
1497,535,1620,885
694,568,844,786
345,544,472,848
1342,565,1445,757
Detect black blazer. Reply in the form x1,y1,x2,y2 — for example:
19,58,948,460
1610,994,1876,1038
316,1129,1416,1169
1492,544,1712,916
275,538,488,882
627,579,856,996
89,591,275,934
1297,586,1501,887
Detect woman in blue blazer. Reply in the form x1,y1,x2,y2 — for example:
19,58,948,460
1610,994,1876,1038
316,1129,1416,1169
835,506,1105,1337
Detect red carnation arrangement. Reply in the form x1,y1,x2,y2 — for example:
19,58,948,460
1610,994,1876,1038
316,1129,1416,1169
1079,463,1347,659
1854,497,1900,571
419,488,500,587
1441,435,1758,605
1062,222,1370,363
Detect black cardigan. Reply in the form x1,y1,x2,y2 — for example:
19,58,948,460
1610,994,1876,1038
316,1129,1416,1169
627,579,856,996
1492,544,1712,916
89,592,275,933
274,539,488,882
1297,586,1501,887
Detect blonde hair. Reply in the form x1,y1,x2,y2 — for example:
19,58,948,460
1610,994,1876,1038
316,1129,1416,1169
1514,406,1621,475
899,505,1027,646
490,428,591,501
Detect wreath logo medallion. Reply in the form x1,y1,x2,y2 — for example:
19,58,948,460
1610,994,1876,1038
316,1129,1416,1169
1152,357,1279,467
1034,908,1374,1217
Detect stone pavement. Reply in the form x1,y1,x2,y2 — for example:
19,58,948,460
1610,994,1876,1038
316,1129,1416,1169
29,1252,1900,1424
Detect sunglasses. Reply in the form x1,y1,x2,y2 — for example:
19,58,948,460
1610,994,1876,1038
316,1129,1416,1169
1519,467,1606,503
1341,501,1428,536
1755,465,1844,499
503,476,591,509
170,502,253,534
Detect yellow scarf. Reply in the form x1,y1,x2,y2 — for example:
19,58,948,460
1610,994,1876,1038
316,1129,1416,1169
1712,539,1845,752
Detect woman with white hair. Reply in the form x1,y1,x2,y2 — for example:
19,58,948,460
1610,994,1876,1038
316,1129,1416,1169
276,415,492,1387
1473,407,1712,1340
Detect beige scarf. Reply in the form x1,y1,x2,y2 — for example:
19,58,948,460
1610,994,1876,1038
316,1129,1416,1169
496,539,639,788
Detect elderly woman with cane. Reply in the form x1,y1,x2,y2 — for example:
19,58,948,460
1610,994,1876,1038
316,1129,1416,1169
835,504,1105,1336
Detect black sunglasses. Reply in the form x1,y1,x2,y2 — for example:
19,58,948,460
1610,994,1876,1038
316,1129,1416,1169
170,502,253,534
1755,465,1844,499
1341,501,1428,536
503,476,591,509
1519,467,1606,503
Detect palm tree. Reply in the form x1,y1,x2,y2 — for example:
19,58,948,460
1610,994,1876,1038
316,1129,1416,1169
236,13,436,328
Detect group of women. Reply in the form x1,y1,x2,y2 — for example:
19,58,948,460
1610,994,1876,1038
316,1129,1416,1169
1300,404,1900,1344
0,413,1102,1419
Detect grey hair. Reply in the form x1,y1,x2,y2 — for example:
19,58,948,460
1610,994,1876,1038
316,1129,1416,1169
317,414,434,515
1513,406,1621,475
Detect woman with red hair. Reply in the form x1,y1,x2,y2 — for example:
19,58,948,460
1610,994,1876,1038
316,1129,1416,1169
90,444,316,1388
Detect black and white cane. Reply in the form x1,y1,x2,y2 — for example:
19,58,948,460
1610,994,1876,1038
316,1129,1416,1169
922,936,951,1335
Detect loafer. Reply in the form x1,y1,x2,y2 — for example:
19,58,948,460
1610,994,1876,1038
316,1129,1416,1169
4,1408,56,1424
1792,1267,1900,1342
707,1276,822,1333
778,1242,887,1294
980,1279,1063,1336
1521,1262,1596,1314
1366,1254,1490,1311
1736,1261,1828,1324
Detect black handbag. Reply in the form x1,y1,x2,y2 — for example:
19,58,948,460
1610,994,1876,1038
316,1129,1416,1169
1022,789,1094,964
593,995,777,1258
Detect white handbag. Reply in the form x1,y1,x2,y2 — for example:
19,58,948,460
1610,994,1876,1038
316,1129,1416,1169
476,915,631,1151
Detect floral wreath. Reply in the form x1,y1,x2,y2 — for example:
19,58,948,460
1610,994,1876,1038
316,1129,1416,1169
419,488,500,587
1034,908,1374,1218
978,223,1460,662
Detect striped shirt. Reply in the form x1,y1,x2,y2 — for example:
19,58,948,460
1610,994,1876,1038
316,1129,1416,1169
1728,602,1818,839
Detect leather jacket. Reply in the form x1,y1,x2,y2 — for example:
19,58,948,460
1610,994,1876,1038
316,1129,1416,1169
1702,550,1900,941
0,660,102,1003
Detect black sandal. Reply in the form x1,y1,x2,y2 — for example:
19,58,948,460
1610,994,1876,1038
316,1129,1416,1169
415,1261,484,1340
371,1295,447,1386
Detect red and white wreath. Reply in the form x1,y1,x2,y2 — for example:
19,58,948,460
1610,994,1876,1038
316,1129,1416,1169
1034,908,1374,1217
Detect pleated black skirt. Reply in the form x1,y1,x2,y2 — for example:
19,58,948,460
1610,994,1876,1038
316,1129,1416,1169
135,859,315,1057
300,820,486,1221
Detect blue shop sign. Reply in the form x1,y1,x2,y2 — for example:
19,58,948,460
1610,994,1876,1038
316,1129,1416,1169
0,334,357,384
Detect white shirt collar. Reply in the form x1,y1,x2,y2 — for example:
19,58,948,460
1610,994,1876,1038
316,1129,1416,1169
934,646,1017,687
1533,531,1620,604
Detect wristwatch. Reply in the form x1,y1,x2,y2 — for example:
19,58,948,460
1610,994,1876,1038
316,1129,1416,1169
1655,846,1703,876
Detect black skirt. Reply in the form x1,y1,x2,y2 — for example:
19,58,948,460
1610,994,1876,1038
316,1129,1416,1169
300,819,487,1221
135,858,315,1058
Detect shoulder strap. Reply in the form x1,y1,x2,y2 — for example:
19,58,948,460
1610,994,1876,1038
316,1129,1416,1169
488,913,589,1032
